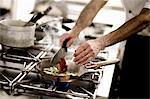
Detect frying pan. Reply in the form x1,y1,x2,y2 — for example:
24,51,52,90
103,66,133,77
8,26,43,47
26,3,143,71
36,58,119,82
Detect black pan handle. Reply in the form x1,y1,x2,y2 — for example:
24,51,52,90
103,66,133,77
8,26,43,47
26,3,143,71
24,6,52,26
62,38,70,52
31,6,52,23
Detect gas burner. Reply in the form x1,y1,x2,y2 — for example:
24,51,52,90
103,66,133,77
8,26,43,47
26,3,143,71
0,45,40,63
0,70,103,99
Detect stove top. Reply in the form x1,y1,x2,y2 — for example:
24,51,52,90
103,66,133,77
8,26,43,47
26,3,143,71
0,42,104,99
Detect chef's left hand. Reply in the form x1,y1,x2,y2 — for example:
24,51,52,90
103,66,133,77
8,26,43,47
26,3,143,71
73,39,105,65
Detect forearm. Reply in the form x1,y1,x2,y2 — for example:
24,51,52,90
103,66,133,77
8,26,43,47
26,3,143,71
72,0,107,36
101,8,150,47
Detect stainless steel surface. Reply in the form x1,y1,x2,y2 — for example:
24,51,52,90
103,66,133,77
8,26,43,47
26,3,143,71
20,84,90,98
0,40,105,99
9,44,53,87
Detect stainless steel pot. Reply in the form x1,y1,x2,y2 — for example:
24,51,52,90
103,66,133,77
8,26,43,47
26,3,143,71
0,20,35,48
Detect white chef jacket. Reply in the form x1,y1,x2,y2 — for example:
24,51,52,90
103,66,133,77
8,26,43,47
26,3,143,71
121,0,150,36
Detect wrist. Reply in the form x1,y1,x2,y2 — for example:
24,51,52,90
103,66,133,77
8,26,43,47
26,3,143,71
96,36,109,49
71,26,82,37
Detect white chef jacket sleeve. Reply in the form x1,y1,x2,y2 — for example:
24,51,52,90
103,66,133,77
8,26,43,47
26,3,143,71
144,0,150,9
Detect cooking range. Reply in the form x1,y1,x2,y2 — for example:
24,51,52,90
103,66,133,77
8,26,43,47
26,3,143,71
0,16,115,98
0,39,104,99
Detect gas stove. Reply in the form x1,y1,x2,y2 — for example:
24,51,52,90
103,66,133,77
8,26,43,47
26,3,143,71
0,41,104,99
0,19,115,98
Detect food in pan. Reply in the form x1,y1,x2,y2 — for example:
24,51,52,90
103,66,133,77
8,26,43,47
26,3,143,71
43,58,77,76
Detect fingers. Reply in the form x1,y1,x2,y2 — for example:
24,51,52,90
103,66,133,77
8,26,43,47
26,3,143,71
60,33,69,45
79,57,93,65
74,52,94,65
74,47,93,62
74,43,95,65
60,33,76,47
74,43,89,56
67,38,75,47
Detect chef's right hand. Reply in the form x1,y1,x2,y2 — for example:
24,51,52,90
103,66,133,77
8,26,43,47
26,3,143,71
60,30,78,47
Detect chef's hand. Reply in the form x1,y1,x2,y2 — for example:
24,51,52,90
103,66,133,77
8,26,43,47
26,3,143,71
74,38,105,65
60,30,78,47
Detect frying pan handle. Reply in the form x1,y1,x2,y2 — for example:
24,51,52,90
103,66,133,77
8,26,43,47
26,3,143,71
62,38,70,52
85,59,120,69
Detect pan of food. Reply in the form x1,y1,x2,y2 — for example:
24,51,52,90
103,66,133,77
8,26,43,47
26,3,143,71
36,57,119,83
36,58,76,83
